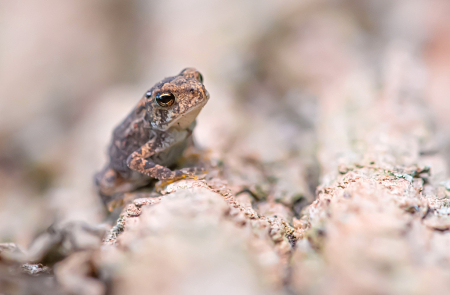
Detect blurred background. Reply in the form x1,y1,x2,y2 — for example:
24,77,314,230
0,0,449,249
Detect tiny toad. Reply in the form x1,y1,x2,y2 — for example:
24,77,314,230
95,68,209,204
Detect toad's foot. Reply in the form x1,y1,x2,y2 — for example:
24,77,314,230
155,167,207,192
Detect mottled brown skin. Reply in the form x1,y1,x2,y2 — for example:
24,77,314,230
95,68,209,203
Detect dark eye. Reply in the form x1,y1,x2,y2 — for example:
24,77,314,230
197,72,203,83
155,92,175,107
145,91,152,98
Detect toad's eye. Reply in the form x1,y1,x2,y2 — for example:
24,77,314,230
145,91,152,98
155,92,175,107
197,72,203,83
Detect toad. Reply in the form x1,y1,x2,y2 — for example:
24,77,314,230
95,68,209,204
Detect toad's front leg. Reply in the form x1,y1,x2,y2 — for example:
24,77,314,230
126,139,196,181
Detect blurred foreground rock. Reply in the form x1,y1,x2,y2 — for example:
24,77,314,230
100,180,295,295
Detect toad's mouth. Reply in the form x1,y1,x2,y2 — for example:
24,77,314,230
167,93,209,130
